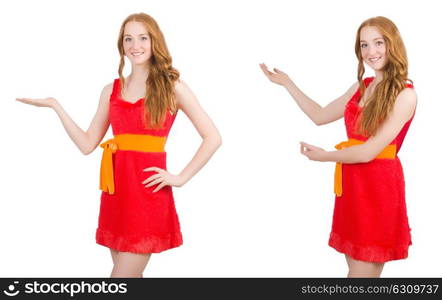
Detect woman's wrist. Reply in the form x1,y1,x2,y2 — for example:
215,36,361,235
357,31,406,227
177,173,190,186
50,98,60,110
322,151,333,162
283,79,295,90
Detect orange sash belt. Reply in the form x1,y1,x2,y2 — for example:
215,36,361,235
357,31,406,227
99,134,166,194
334,138,396,197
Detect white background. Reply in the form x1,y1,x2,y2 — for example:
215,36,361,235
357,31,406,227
0,0,440,277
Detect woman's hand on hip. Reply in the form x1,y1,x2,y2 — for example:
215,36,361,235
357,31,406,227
142,167,185,192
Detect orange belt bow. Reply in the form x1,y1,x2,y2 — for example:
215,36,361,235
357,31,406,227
99,134,166,194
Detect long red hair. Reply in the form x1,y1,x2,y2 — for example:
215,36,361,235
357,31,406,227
117,13,179,128
355,16,412,136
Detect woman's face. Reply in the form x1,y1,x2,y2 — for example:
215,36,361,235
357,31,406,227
359,26,387,71
123,21,152,66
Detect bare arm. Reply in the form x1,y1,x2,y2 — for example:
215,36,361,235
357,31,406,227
142,80,222,192
301,88,417,163
260,63,358,125
16,83,112,155
173,80,222,183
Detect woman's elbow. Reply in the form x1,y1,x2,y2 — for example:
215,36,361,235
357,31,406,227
313,119,327,126
312,114,329,126
357,151,376,163
213,133,222,149
312,109,328,126
81,148,92,155
79,134,96,155
205,132,222,149
80,145,96,155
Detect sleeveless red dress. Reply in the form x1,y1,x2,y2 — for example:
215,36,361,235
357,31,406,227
328,77,414,262
96,79,183,253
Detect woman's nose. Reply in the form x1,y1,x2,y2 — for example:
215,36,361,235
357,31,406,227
132,40,140,49
367,45,377,55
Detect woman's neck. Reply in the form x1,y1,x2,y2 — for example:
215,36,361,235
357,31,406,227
374,70,383,83
127,64,149,84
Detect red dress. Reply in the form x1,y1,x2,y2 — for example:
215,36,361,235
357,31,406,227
328,77,414,262
96,79,183,253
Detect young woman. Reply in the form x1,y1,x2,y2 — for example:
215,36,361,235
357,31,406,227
260,16,417,277
16,13,222,278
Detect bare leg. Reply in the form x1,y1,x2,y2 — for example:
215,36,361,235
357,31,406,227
111,252,152,278
346,255,384,278
110,249,119,265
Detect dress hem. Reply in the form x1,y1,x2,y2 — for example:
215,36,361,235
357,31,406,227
96,228,183,254
328,232,410,263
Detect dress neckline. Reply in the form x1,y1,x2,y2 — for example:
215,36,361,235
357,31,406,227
355,77,375,109
115,79,144,105
117,97,143,105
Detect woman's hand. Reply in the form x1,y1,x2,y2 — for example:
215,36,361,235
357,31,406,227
142,167,186,193
300,142,329,162
16,97,58,108
259,63,292,87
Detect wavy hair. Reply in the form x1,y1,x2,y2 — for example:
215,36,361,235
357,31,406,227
355,16,412,136
117,13,179,128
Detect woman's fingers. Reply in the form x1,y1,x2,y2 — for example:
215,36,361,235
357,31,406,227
300,142,306,154
274,68,284,74
16,98,40,106
260,63,277,77
143,166,163,173
300,141,311,151
260,64,289,86
16,97,55,108
300,143,313,160
142,167,172,189
300,141,326,161
259,63,271,76
145,177,163,188
153,182,167,193
16,98,35,104
300,142,318,158
142,173,161,185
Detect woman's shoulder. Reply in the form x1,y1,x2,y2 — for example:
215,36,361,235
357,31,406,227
398,86,417,101
173,79,198,108
103,81,116,92
173,79,192,98
399,78,417,99
105,79,122,94
395,86,417,113
173,78,188,90
98,81,117,103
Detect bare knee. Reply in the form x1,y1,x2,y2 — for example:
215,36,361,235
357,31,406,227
346,255,384,278
110,252,151,278
111,268,143,278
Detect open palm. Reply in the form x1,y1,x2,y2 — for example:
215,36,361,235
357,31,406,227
259,63,291,86
16,97,57,108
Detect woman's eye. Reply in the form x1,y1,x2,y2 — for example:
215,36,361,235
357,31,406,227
125,37,131,42
376,41,384,46
361,43,367,48
142,36,148,40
